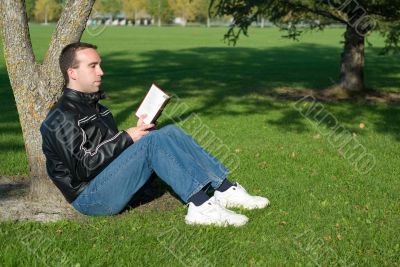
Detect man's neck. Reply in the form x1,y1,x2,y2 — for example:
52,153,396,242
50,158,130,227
67,85,98,94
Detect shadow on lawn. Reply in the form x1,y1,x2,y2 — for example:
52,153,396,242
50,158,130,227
0,43,399,157
122,173,182,213
98,44,400,140
0,43,399,208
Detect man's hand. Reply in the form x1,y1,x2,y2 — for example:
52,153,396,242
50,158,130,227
137,114,157,130
125,123,155,142
136,114,147,127
125,114,155,142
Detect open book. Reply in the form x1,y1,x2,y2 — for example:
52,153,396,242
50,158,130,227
135,84,171,125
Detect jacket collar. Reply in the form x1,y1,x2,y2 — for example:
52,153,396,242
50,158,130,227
63,87,107,104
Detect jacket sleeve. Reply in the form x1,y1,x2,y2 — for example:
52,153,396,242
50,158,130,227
56,112,134,182
43,149,82,202
71,131,133,181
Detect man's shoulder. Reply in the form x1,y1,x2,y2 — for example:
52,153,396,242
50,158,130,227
40,97,78,135
98,103,110,111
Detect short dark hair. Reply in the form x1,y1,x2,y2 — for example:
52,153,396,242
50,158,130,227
59,42,98,85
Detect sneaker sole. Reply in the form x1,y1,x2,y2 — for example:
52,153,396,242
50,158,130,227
184,217,247,227
222,201,270,210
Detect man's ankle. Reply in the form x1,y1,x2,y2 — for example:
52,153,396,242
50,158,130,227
187,190,210,206
216,178,234,193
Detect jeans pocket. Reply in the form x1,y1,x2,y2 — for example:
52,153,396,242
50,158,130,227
73,202,113,216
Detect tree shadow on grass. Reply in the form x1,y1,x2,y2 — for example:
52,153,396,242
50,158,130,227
0,42,399,210
0,43,399,159
0,178,29,201
121,173,182,213
100,44,400,141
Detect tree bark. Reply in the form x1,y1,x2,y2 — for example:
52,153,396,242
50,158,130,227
338,25,365,92
44,6,48,25
0,0,95,206
157,0,161,27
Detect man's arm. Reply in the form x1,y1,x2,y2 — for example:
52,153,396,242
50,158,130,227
124,115,155,141
69,128,134,182
42,109,133,182
68,114,155,181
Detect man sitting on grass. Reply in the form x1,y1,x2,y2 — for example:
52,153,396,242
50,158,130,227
40,42,270,227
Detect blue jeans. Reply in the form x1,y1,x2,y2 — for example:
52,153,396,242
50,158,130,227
72,125,228,216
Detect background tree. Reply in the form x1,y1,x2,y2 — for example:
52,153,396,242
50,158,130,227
210,0,400,94
25,0,36,21
168,0,200,26
92,0,104,13
197,0,212,27
147,0,173,26
34,0,62,24
0,0,95,206
122,0,147,24
94,0,122,21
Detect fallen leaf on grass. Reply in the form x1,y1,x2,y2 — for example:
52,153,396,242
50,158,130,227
259,161,268,169
324,235,332,241
313,133,321,139
336,233,342,240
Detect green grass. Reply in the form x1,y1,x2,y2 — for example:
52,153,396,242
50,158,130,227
0,25,399,266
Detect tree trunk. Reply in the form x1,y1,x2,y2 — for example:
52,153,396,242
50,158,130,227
45,8,48,24
134,9,138,26
338,25,365,92
158,0,162,27
0,0,95,206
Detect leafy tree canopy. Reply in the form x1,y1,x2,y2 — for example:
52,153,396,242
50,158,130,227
210,0,400,53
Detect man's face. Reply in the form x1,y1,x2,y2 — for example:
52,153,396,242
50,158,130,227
68,48,104,93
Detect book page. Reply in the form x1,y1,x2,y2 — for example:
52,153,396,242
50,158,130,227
136,84,170,124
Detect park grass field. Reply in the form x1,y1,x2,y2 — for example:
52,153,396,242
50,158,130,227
0,25,399,266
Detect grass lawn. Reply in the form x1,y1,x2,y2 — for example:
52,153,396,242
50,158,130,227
0,25,399,266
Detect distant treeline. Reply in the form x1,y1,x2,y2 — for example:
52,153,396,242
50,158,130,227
26,0,234,26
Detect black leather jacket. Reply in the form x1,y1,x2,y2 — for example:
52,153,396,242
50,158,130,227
40,88,133,203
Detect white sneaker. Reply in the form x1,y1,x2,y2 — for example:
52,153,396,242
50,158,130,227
185,196,248,227
214,182,270,210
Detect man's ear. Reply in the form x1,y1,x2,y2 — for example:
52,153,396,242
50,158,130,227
67,68,77,81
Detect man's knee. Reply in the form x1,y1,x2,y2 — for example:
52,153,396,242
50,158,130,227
161,124,181,134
